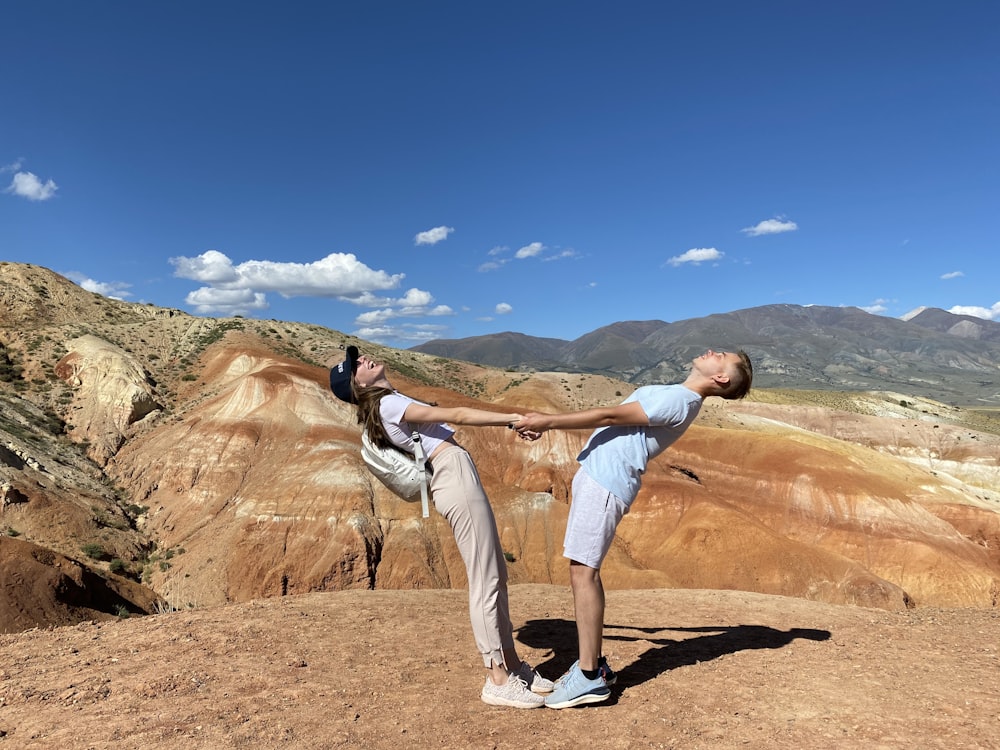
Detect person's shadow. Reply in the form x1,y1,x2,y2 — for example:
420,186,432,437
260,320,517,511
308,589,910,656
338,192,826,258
517,619,831,693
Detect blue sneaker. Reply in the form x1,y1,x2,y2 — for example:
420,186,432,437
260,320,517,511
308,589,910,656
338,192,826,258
554,657,617,688
544,662,610,709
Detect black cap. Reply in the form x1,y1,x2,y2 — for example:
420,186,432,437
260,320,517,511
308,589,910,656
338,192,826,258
330,345,359,403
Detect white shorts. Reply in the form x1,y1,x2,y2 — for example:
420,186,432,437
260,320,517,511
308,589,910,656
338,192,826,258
562,468,630,569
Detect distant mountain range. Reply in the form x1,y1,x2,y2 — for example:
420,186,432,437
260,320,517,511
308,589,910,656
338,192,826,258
412,304,1000,406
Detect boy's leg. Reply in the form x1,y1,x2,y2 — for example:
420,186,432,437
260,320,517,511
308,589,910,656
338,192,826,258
562,469,629,672
569,560,604,672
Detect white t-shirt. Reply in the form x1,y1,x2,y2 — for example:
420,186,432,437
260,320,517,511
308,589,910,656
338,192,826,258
577,384,703,502
379,391,455,456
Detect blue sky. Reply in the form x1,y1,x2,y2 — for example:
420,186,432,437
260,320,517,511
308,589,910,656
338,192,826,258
3,1,998,347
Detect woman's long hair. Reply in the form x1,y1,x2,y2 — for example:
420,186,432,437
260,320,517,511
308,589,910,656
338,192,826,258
353,382,396,450
352,378,438,452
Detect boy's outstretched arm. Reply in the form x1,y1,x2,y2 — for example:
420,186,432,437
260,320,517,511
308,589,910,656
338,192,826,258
514,401,648,434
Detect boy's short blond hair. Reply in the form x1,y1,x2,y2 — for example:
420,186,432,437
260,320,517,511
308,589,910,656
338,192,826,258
725,350,753,400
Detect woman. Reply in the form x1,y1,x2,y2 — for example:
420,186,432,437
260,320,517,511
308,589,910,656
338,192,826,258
330,346,552,708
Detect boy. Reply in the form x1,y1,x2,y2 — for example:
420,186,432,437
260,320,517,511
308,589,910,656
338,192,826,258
513,349,753,708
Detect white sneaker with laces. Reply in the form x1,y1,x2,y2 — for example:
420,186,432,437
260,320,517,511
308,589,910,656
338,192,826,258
481,673,545,708
515,661,555,694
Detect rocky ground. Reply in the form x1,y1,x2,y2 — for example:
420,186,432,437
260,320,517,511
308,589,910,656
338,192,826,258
1,584,998,750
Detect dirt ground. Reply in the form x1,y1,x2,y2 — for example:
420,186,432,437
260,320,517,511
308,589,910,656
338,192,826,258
1,584,998,750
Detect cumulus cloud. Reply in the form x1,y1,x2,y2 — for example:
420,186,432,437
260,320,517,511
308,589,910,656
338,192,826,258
170,250,240,283
4,170,59,201
495,302,513,315
515,242,545,259
65,273,133,300
941,271,964,280
354,301,453,326
185,287,269,316
741,217,798,236
353,323,449,344
667,247,723,267
860,299,888,314
169,250,407,316
414,226,454,245
948,303,1000,320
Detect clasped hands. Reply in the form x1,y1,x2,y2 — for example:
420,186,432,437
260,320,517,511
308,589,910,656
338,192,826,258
507,412,551,442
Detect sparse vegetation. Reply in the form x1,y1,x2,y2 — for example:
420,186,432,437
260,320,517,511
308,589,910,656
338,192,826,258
81,543,106,560
0,345,23,382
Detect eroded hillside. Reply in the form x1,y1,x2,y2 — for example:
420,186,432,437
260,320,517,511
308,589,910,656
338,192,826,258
2,262,999,635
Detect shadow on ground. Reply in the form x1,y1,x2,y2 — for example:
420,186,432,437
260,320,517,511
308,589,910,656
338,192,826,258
518,618,831,690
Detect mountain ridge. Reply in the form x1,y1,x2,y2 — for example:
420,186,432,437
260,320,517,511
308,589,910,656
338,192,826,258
412,303,1000,406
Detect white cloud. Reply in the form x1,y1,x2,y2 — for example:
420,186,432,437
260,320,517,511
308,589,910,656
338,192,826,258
397,288,433,307
354,298,454,325
170,250,460,333
941,271,964,280
515,242,545,259
65,273,133,300
860,301,888,314
353,323,449,344
543,249,577,262
948,303,1000,320
667,247,723,266
170,249,240,283
479,245,511,271
169,250,406,316
741,217,798,236
495,302,513,314
414,226,454,245
5,170,58,201
184,287,270,316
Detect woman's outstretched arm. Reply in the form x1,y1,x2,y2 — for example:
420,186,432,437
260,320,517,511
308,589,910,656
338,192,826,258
402,402,522,428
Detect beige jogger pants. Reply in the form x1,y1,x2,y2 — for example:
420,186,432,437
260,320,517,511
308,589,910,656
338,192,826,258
428,442,514,669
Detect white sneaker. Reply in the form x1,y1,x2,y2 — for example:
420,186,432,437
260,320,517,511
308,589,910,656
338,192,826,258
481,673,545,709
515,661,555,694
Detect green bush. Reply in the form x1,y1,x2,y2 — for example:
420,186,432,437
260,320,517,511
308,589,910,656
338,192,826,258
81,543,105,560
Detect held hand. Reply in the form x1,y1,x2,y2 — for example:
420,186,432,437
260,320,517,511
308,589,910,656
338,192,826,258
507,421,542,441
511,412,551,435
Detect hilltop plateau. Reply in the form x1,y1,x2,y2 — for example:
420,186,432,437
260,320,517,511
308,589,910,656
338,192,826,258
1,586,998,749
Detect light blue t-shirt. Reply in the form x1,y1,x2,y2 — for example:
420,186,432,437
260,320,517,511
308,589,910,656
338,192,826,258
576,384,703,503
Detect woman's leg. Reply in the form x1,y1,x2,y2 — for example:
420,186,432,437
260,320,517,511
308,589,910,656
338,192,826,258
430,445,519,683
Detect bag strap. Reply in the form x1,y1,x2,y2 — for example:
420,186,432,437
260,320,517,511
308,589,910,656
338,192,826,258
410,430,430,518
